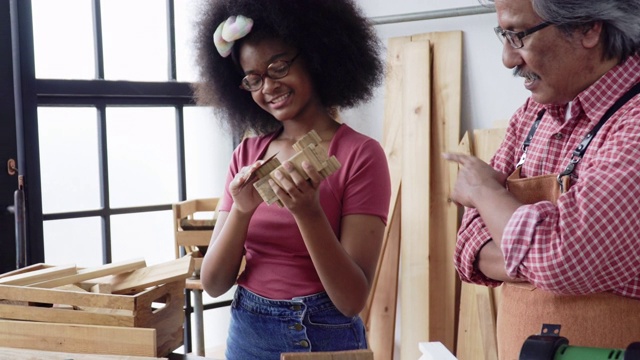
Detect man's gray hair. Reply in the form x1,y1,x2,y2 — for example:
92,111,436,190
479,0,640,61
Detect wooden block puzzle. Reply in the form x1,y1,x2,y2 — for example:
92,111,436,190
253,130,341,206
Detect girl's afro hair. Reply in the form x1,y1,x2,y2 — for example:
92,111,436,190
192,0,385,137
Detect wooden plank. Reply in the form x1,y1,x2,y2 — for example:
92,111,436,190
0,284,134,310
0,263,51,279
400,40,432,360
455,132,485,360
28,258,147,289
175,230,214,247
472,128,506,162
110,256,193,295
0,265,77,286
454,129,505,360
280,350,373,360
472,128,505,360
0,347,165,360
412,31,463,353
361,35,410,360
0,319,157,357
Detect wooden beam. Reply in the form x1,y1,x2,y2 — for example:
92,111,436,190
28,258,146,289
412,31,463,352
0,320,157,357
110,256,193,295
0,265,77,286
400,40,432,360
362,35,410,360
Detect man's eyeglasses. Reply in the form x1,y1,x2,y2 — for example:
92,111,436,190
494,21,551,49
240,53,300,92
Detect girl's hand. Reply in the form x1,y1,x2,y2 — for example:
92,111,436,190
269,160,323,215
229,161,264,214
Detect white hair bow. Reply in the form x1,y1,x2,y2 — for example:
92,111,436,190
213,15,254,58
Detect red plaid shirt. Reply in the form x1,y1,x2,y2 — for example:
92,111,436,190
455,54,640,299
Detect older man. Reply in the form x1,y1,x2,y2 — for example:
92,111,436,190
445,0,640,358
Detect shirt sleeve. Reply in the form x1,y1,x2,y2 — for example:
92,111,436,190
502,105,640,295
454,102,532,286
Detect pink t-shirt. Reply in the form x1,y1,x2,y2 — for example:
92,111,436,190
219,124,391,299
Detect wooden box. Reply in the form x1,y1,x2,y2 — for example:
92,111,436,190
173,198,219,275
0,258,192,357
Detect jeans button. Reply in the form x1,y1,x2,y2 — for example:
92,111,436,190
294,323,303,331
299,340,309,348
291,305,302,311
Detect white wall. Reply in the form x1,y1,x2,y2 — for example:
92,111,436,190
342,0,530,142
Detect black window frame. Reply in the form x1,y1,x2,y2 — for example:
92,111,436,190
5,0,201,352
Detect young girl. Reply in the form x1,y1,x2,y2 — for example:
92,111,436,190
193,1,391,358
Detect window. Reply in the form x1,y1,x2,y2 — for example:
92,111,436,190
15,0,233,268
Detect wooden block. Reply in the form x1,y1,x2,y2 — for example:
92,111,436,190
0,319,157,357
280,349,373,360
0,265,77,286
29,258,147,289
255,154,282,179
252,130,341,206
110,256,193,295
292,129,322,152
254,176,282,206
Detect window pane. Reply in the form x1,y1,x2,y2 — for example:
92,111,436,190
174,0,201,82
106,107,178,208
43,217,103,268
31,0,95,79
38,107,101,214
184,106,233,199
101,0,168,81
111,211,175,266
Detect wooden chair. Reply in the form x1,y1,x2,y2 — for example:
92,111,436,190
280,349,374,360
172,198,222,356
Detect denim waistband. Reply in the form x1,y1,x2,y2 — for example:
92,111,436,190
234,286,336,317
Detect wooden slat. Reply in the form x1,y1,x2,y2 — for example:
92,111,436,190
400,40,432,360
0,347,165,360
0,284,135,310
0,263,51,279
454,129,505,360
110,256,193,295
412,31,463,353
174,230,213,248
0,319,157,357
29,258,147,289
0,265,77,286
0,302,132,326
361,35,410,360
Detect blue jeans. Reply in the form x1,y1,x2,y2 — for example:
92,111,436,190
225,286,368,360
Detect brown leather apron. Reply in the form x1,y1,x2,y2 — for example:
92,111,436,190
498,83,640,359
500,170,640,360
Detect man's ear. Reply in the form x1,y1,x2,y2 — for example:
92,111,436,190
582,21,603,49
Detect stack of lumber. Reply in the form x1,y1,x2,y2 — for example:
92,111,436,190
0,256,194,358
361,31,462,360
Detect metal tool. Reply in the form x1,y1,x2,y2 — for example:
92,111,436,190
519,324,640,360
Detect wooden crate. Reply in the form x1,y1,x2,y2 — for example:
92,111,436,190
173,198,219,275
0,257,193,357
